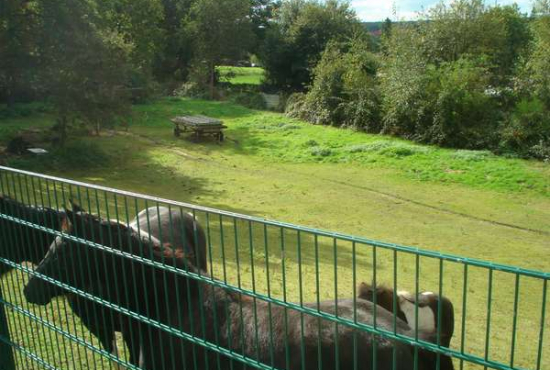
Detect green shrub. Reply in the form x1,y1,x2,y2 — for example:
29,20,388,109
499,98,550,160
303,139,319,147
173,82,210,99
451,150,493,162
431,58,501,148
310,146,332,157
380,25,434,138
230,92,266,110
0,103,51,119
346,141,430,156
296,40,381,130
284,92,308,119
346,141,392,153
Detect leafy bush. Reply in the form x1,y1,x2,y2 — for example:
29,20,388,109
293,40,381,130
230,92,266,110
128,71,160,104
0,103,51,119
431,58,500,148
380,25,434,138
173,82,210,99
303,139,319,147
284,92,308,119
499,98,550,160
310,146,332,157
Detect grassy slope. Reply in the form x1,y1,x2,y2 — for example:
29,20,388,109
217,66,264,85
2,98,549,369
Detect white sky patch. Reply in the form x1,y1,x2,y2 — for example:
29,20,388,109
352,0,534,21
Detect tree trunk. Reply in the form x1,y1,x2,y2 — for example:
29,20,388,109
58,116,67,147
6,75,15,109
209,63,215,100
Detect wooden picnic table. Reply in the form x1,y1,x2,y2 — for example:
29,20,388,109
170,115,227,142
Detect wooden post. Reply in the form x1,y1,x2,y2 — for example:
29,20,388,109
0,284,16,370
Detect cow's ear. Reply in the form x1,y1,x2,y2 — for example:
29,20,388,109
358,282,373,300
60,212,72,233
69,199,86,213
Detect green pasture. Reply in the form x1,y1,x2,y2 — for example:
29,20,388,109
0,97,549,370
217,66,264,85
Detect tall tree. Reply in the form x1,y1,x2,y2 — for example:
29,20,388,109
524,0,550,107
37,0,132,144
0,0,40,107
250,0,281,49
154,0,196,81
260,0,365,90
420,0,530,83
185,0,254,98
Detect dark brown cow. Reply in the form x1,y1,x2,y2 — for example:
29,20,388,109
25,209,441,370
358,282,455,370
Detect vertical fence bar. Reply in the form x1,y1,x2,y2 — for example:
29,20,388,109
484,269,494,370
0,284,16,370
510,274,520,368
536,279,547,370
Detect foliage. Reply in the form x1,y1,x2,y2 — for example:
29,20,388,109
152,0,196,82
420,0,530,83
185,0,255,98
431,58,500,148
500,98,550,160
37,0,133,142
230,92,267,110
284,92,308,118
295,40,381,131
375,0,543,155
260,0,366,90
520,1,550,108
380,25,433,138
0,0,41,106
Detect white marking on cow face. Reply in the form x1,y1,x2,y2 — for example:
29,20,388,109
45,236,63,257
399,299,436,332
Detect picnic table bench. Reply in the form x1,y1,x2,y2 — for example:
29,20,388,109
170,115,227,142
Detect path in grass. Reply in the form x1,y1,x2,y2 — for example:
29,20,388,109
2,97,549,370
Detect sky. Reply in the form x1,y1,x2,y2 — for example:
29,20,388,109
351,0,534,21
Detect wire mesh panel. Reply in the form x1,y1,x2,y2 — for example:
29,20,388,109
0,165,548,370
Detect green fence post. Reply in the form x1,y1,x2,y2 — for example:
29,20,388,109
0,284,16,370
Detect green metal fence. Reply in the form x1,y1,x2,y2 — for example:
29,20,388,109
0,165,548,370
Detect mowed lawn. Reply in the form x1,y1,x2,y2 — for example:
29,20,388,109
1,97,549,370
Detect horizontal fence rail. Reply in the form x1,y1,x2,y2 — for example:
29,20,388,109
0,165,548,370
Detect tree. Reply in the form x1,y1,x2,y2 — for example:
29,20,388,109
154,0,196,81
0,0,40,107
419,0,530,83
250,0,281,50
380,18,393,52
524,0,550,107
185,0,254,98
260,0,366,90
296,39,381,130
37,0,132,145
380,24,433,138
99,0,164,70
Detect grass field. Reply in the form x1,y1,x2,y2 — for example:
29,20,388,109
217,66,264,85
1,97,549,369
